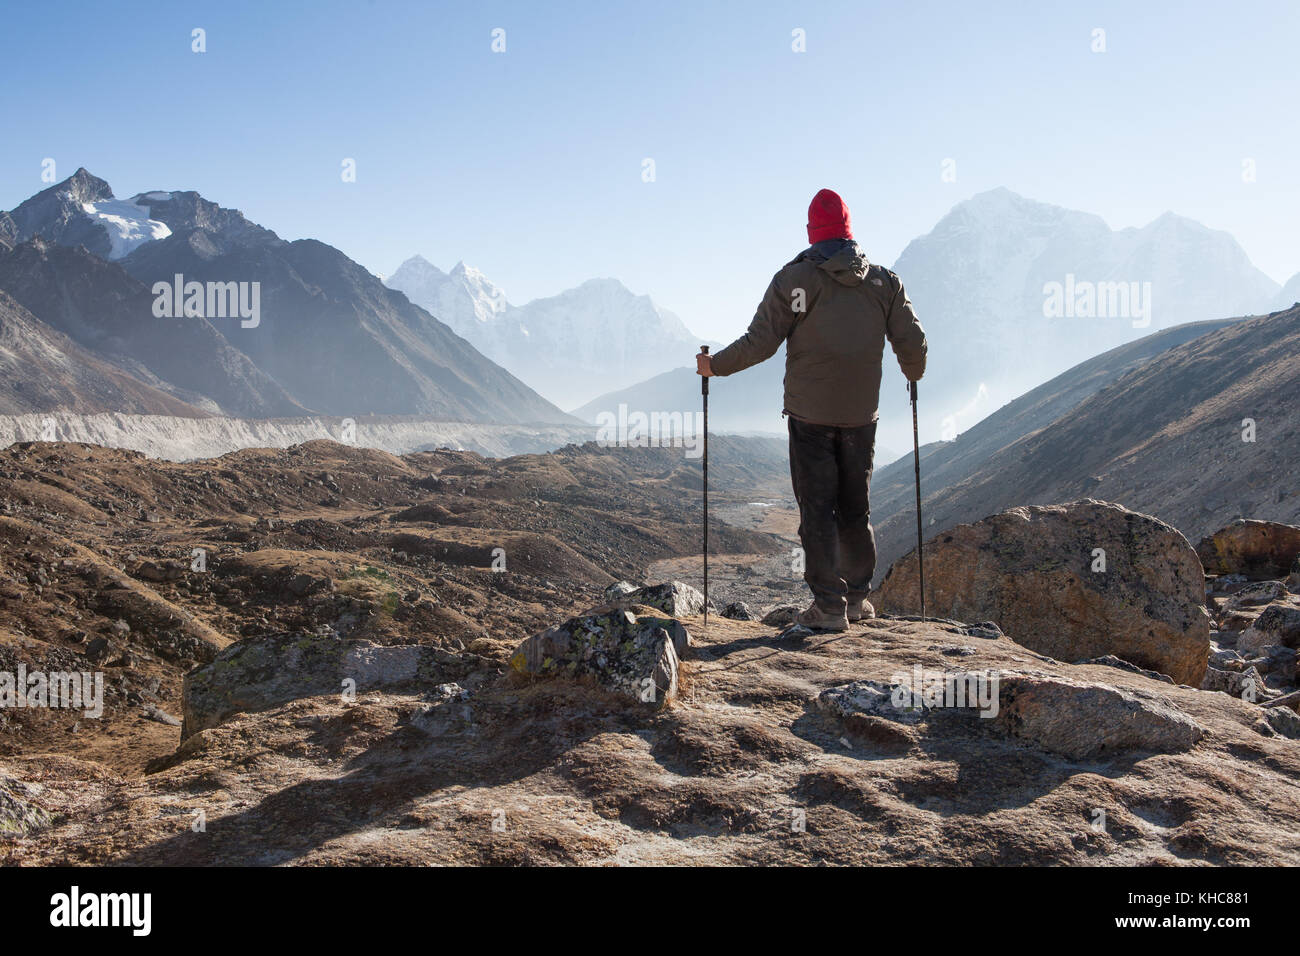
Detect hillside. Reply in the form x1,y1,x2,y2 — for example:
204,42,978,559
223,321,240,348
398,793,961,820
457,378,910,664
873,305,1300,578
870,317,1241,572
0,291,209,417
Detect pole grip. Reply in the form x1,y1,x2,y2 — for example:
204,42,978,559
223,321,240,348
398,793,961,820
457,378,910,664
700,345,709,395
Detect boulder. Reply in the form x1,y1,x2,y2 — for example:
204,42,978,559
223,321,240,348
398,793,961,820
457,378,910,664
817,679,928,725
1223,581,1289,611
131,559,186,583
602,580,639,601
760,604,801,627
721,601,757,621
1236,604,1300,656
1196,519,1300,580
997,674,1205,759
1260,706,1300,740
873,500,1211,685
1201,664,1268,699
509,609,687,706
617,581,706,617
182,633,470,738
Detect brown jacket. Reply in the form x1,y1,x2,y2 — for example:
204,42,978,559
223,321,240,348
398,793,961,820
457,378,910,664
710,239,927,426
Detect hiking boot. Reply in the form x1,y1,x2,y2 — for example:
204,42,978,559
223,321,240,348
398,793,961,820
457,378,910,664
846,599,875,622
795,602,848,632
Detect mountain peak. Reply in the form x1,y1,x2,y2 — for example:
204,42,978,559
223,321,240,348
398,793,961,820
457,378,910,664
51,168,115,205
393,254,445,279
450,260,490,281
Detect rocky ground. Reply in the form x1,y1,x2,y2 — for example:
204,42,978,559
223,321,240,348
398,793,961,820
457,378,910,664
2,437,1299,866
5,610,1300,865
0,436,780,784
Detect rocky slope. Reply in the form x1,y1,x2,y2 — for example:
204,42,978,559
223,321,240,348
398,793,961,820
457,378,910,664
0,292,208,417
0,238,305,417
872,305,1300,577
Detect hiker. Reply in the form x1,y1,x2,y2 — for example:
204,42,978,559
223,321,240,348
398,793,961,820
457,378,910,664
696,188,927,631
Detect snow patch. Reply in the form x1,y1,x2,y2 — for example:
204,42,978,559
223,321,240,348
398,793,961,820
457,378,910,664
79,199,172,259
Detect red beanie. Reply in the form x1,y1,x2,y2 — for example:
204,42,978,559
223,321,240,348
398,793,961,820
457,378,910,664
806,188,853,244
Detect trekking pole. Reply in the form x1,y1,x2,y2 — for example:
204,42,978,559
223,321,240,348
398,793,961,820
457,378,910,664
909,380,925,621
700,346,709,630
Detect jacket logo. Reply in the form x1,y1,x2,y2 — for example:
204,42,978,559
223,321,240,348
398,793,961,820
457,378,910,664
871,278,883,286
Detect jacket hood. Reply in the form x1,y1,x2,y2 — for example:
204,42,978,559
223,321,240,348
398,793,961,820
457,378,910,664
797,238,870,286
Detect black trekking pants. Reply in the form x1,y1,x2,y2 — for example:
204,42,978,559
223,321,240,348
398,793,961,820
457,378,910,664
788,416,878,612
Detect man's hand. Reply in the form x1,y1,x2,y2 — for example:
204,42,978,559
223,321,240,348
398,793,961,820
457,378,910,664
696,352,714,377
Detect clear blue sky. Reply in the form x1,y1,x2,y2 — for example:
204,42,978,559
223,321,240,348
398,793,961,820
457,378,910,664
4,0,1297,340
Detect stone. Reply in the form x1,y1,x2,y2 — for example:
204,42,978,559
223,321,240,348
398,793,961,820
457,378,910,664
509,609,687,706
817,679,927,725
1201,664,1268,700
997,674,1205,760
182,633,469,738
872,500,1211,685
1236,604,1300,656
721,601,757,621
760,604,801,627
1195,519,1300,580
84,637,112,662
0,776,52,837
602,580,638,601
1260,706,1300,740
778,623,814,640
617,581,706,617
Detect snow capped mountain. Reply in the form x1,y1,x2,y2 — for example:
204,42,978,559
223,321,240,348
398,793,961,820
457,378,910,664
4,168,173,261
388,256,510,339
387,257,711,410
891,187,1281,441
0,171,575,425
